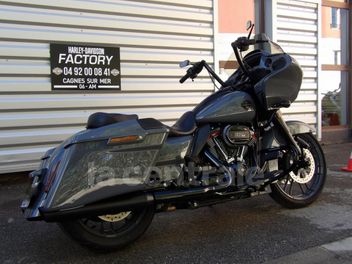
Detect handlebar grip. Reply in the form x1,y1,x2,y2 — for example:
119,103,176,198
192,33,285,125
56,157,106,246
179,73,190,83
248,39,256,45
179,61,204,83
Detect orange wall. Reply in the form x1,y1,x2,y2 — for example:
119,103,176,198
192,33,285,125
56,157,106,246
322,6,341,38
218,0,255,33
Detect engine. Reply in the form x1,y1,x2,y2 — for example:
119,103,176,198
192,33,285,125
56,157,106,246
223,125,255,146
208,125,255,161
206,125,256,187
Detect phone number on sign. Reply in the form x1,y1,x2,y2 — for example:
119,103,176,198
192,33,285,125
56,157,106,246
63,67,111,76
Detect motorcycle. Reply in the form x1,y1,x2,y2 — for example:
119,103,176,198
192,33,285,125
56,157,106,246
21,22,326,251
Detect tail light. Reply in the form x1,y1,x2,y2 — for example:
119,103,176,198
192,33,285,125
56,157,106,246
44,161,61,192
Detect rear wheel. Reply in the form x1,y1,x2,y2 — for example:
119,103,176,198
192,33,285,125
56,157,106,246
59,205,154,252
270,133,326,209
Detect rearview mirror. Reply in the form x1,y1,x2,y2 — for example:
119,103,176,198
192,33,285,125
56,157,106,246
246,20,253,31
179,60,190,68
246,20,254,39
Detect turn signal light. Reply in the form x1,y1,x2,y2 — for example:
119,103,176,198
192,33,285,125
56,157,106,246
107,135,142,145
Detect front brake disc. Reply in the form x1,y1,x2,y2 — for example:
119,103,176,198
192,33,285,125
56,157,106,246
289,149,315,184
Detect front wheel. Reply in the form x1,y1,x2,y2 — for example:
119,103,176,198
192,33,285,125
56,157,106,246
59,205,155,252
270,133,326,209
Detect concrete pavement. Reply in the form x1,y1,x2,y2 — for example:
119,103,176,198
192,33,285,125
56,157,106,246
266,237,352,264
1,142,352,263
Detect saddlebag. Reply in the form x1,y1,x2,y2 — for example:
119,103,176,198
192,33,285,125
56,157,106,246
42,118,168,211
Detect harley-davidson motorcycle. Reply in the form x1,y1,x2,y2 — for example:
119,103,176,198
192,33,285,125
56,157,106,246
21,22,326,251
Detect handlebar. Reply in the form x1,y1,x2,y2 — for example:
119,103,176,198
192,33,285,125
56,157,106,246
231,37,252,77
179,61,203,84
231,37,267,78
180,36,266,85
232,37,256,50
180,60,206,83
179,60,226,87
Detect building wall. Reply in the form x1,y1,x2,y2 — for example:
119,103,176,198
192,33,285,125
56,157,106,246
216,0,320,132
0,0,215,173
216,0,255,78
0,0,327,173
321,0,344,38
218,0,255,33
265,0,320,134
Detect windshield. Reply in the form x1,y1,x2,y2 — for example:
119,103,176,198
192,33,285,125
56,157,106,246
254,40,285,54
242,33,285,57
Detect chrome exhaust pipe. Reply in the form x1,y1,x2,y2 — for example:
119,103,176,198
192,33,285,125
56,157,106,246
40,193,154,222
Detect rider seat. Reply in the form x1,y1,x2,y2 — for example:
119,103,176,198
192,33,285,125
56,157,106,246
86,111,197,137
86,112,138,129
168,111,197,136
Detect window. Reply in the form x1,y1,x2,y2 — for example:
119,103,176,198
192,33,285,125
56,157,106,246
330,7,340,28
334,50,341,65
321,2,350,130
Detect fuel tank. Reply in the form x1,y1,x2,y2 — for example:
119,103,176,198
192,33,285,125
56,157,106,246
194,89,256,124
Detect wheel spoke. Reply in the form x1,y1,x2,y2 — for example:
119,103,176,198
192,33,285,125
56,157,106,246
288,179,294,195
272,134,325,204
304,183,310,191
283,176,290,191
298,183,305,194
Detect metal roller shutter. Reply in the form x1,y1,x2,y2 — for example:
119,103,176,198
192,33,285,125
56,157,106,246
266,0,320,136
0,0,215,173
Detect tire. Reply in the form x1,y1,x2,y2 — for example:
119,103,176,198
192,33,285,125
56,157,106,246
59,205,155,252
270,133,326,209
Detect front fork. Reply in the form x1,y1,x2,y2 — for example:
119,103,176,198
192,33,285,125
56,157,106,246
273,111,302,157
259,111,312,186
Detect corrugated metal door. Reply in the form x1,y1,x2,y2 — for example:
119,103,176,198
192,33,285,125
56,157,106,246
266,0,320,135
0,0,215,173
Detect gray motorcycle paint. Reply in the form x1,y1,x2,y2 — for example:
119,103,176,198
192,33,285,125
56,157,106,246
156,136,192,165
153,136,192,184
29,119,195,213
286,121,315,135
41,119,168,210
253,54,302,110
195,91,256,124
261,119,316,150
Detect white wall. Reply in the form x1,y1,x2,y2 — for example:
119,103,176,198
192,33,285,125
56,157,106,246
320,38,341,94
